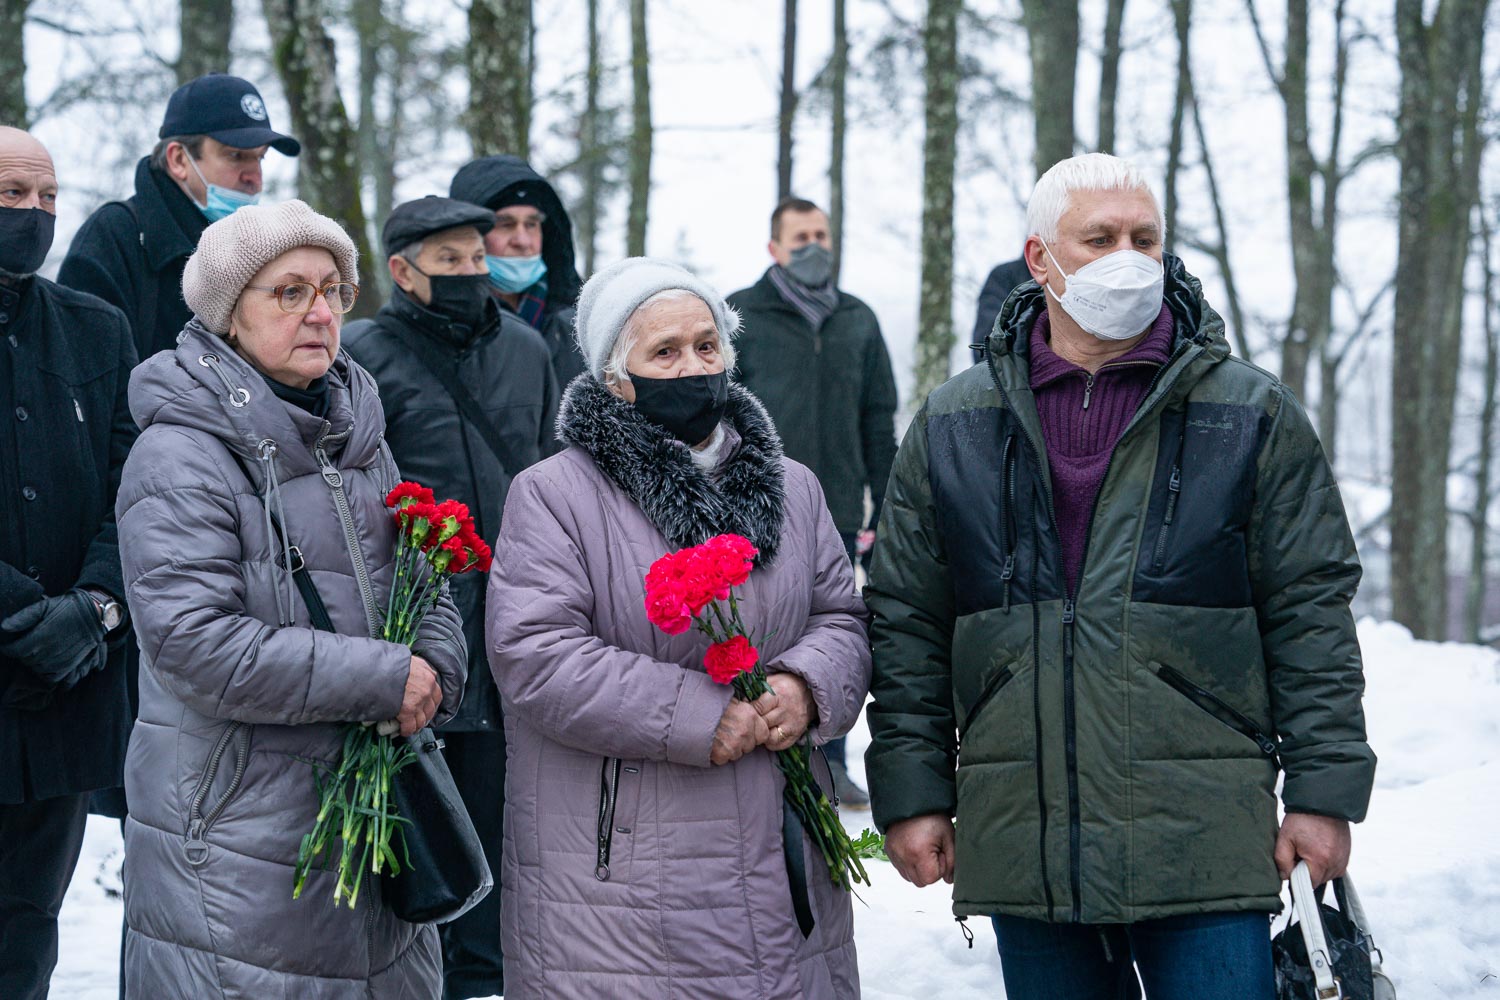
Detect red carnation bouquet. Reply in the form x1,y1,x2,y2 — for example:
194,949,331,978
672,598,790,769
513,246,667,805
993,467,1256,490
293,482,492,906
645,533,877,891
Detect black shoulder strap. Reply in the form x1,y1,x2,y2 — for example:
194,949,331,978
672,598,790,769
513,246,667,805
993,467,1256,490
401,329,524,477
226,450,337,634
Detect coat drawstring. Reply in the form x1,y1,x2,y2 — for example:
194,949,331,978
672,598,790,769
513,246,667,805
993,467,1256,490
198,353,251,408
256,439,296,627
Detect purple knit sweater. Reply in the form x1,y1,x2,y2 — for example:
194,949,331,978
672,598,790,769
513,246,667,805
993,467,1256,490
1029,304,1175,593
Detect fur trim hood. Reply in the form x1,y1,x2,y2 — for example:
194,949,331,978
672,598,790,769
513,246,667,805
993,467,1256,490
557,374,787,563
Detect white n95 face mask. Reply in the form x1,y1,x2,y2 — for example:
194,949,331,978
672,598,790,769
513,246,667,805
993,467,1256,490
1041,241,1164,341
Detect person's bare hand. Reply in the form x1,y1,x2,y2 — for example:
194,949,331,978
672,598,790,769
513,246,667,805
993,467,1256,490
397,655,442,737
758,672,817,751
885,813,956,887
1275,812,1351,886
711,696,773,765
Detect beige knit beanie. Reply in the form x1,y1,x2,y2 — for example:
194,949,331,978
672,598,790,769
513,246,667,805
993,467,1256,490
181,199,359,334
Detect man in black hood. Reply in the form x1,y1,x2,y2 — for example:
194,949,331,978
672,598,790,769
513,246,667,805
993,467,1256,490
450,155,586,388
344,195,558,1000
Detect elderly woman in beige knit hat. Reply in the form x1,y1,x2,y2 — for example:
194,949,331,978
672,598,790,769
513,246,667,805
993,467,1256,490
114,199,467,999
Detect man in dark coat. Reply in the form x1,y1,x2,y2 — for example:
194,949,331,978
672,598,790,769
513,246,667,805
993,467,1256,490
866,154,1374,997
728,196,899,808
59,73,300,364
344,196,558,1000
450,155,586,388
970,256,1032,361
0,126,138,1000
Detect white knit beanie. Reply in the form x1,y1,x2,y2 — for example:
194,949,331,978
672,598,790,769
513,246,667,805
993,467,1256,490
181,199,359,334
573,257,740,378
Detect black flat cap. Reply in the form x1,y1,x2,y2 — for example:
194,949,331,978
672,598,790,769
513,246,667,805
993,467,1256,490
159,74,300,156
381,196,496,258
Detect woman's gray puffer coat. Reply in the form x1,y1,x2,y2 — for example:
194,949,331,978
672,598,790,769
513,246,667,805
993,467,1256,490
115,322,468,999
486,376,871,999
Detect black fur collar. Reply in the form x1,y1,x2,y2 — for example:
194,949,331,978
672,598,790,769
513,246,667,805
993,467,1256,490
558,375,787,564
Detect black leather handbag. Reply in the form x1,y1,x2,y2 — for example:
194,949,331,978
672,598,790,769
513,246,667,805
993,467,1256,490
1273,862,1396,1000
379,727,494,924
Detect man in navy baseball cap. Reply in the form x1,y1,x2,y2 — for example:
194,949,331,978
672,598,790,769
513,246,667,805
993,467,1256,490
59,74,301,362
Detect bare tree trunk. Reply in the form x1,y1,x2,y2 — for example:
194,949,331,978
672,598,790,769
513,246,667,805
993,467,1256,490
777,0,798,202
1467,204,1497,643
264,0,379,317
0,0,28,127
579,0,603,278
1163,0,1191,254
1096,0,1126,153
467,0,531,157
179,0,233,83
1391,0,1489,639
354,0,392,296
1020,0,1077,179
626,0,652,257
913,0,960,407
830,0,847,286
1188,87,1252,363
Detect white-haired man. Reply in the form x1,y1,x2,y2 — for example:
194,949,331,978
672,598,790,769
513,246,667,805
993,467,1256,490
864,153,1375,996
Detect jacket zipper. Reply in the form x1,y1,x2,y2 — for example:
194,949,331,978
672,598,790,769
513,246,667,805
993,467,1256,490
184,722,250,866
990,333,1203,923
595,757,622,881
1154,665,1279,760
1150,417,1188,573
958,664,1016,748
315,441,382,639
1000,436,1017,613
1082,359,1157,410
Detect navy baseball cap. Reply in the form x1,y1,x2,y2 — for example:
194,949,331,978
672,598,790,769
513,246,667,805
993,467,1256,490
158,74,301,156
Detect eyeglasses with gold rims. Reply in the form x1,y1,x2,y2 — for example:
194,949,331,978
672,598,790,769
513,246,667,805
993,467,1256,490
244,281,360,315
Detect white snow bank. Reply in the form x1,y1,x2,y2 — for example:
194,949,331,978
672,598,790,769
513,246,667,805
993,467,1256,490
50,620,1500,998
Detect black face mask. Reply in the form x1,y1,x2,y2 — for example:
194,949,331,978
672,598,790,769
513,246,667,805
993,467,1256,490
411,267,492,329
0,207,56,276
628,370,730,446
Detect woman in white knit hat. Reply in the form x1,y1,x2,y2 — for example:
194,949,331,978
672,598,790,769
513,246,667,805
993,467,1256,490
114,199,468,999
486,257,869,998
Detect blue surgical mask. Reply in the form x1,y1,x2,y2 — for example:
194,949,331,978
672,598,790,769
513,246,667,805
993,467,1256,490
486,253,547,293
187,155,259,223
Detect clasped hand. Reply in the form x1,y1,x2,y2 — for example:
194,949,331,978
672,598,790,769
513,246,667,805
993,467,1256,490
710,672,817,765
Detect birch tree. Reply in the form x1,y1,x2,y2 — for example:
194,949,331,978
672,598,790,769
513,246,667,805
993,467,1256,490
913,0,960,406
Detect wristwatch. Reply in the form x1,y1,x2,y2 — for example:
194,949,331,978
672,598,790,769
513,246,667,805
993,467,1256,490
85,590,126,632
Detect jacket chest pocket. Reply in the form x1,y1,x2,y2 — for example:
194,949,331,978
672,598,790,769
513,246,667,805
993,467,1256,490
593,757,642,883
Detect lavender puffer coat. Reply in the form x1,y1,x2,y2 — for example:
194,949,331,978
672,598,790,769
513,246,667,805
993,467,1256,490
487,377,872,998
115,323,467,998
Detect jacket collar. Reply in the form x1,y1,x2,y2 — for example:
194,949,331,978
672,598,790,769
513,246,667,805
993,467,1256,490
133,157,208,274
383,287,503,352
557,374,787,564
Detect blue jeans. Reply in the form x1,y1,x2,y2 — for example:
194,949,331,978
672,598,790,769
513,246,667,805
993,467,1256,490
991,911,1274,1000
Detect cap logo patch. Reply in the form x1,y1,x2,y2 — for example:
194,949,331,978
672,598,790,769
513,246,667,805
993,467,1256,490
240,94,268,121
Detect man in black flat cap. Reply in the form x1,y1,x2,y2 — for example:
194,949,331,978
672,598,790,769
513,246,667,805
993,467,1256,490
344,196,558,1000
60,73,301,365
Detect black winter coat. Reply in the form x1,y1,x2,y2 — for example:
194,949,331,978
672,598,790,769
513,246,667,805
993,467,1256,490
0,277,138,803
58,157,207,363
344,291,558,731
729,270,899,535
970,257,1034,352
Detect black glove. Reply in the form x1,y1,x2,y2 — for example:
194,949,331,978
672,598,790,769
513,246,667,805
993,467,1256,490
0,590,107,690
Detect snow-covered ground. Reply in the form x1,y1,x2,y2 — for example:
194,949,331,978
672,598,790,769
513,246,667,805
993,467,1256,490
50,619,1500,998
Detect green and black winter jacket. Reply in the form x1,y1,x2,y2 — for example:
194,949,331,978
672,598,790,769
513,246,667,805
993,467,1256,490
864,256,1376,924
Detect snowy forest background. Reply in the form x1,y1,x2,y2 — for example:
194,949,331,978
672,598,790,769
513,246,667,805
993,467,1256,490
6,2,1500,997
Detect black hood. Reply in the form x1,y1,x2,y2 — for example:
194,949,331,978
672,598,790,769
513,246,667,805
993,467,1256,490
449,155,581,310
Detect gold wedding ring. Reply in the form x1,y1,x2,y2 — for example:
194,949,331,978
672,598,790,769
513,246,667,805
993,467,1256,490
775,725,787,741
